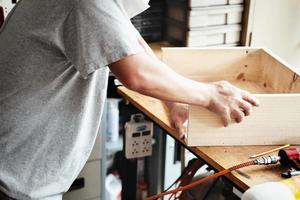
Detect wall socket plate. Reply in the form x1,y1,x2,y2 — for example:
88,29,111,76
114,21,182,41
0,0,18,18
125,114,153,159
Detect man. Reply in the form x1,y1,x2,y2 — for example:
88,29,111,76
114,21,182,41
0,0,258,199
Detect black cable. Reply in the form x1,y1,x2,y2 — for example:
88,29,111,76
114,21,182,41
168,193,175,200
163,174,182,193
202,177,219,200
163,158,199,193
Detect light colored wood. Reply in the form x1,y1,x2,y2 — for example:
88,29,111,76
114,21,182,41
249,144,290,159
117,86,300,191
161,47,262,82
148,42,172,59
188,94,300,146
162,47,300,146
230,80,272,93
261,49,300,93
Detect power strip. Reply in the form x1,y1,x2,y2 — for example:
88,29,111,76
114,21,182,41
0,0,18,18
125,114,153,159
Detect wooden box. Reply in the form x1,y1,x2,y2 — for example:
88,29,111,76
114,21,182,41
162,47,300,146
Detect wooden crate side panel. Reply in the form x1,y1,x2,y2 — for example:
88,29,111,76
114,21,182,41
260,49,300,93
187,94,300,146
162,48,263,83
227,80,273,94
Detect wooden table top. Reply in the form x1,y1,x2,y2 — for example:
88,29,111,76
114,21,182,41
118,86,297,191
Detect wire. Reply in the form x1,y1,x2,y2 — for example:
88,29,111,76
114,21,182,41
145,156,280,200
167,193,175,200
164,158,199,193
202,177,219,200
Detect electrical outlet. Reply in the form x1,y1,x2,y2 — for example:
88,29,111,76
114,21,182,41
0,0,19,18
125,114,153,159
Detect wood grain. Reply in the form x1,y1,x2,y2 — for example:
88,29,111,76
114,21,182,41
188,94,300,146
261,48,300,93
161,47,263,82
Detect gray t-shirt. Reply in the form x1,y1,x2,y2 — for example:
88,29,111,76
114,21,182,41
0,0,143,199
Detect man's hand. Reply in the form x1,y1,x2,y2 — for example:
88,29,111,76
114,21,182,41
165,102,188,139
207,81,259,127
165,81,259,137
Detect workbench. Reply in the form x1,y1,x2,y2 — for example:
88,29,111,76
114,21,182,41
117,42,299,192
118,86,288,192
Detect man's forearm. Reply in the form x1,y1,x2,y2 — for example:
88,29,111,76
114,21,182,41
109,52,212,107
136,54,212,106
132,36,207,107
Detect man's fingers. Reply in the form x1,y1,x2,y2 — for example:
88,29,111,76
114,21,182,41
221,109,231,127
181,120,188,139
174,120,187,139
239,100,252,116
231,108,245,123
242,91,260,106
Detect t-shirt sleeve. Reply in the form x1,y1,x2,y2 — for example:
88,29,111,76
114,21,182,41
62,0,144,78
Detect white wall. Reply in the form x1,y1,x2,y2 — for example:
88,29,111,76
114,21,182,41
247,0,300,68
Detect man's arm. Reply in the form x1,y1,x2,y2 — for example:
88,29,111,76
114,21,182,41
136,35,190,137
109,52,213,105
109,51,258,123
109,32,259,129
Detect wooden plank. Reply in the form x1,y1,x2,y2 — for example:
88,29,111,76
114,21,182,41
188,94,300,146
117,86,299,191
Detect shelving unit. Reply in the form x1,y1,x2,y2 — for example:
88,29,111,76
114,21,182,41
165,0,245,47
